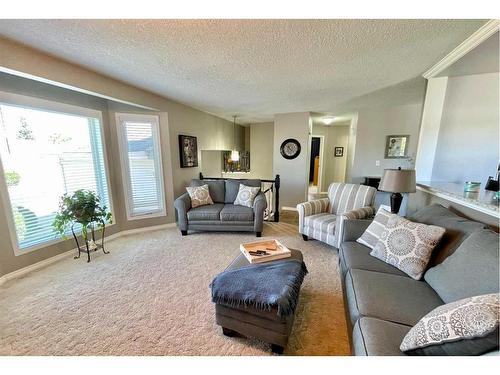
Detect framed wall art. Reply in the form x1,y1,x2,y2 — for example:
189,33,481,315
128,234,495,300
385,135,409,159
178,134,198,168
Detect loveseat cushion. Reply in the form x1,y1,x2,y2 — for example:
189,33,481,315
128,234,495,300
220,204,254,222
339,242,407,278
408,204,487,267
424,229,499,303
187,203,224,221
345,269,443,326
190,179,225,203
353,317,410,356
225,179,261,203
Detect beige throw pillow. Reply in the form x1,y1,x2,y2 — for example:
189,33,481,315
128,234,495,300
233,184,260,208
371,215,445,280
400,293,499,355
186,184,214,208
356,208,395,249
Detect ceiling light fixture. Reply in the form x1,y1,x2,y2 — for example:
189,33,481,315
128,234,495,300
322,117,336,125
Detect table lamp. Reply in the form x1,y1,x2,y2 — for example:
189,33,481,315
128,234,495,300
379,167,416,214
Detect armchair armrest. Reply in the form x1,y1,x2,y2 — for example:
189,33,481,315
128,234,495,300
253,191,268,232
335,206,374,248
174,192,192,231
296,198,330,231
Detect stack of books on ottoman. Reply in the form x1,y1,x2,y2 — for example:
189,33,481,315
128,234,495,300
240,239,291,263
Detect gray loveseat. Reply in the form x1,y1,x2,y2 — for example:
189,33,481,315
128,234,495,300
174,178,267,237
339,204,499,356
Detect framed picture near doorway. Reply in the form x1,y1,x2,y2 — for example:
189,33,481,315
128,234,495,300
178,134,198,168
334,146,344,157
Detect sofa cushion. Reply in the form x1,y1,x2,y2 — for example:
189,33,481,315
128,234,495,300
408,204,487,267
371,215,445,280
190,179,225,203
225,179,261,203
234,184,261,207
356,208,394,249
186,184,214,208
353,317,410,356
339,242,407,278
345,269,443,326
220,204,254,222
187,203,224,221
400,293,499,356
424,229,499,303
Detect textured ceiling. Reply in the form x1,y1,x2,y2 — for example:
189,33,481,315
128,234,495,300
0,19,488,123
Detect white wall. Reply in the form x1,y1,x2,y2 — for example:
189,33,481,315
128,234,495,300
349,102,424,183
273,112,310,208
431,72,499,184
250,122,274,180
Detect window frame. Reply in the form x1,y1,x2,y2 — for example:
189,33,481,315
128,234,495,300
0,91,115,255
115,112,166,221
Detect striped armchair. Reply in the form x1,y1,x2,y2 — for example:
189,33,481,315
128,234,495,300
296,183,377,248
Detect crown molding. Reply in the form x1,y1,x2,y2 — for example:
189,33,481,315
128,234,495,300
423,19,500,79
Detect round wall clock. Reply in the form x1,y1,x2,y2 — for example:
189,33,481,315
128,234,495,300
280,138,301,160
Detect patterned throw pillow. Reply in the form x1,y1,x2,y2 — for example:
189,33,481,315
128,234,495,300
371,215,445,280
233,184,260,208
186,184,214,208
357,208,395,249
400,293,499,355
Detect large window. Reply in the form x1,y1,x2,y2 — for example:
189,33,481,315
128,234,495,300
116,113,165,219
0,93,112,253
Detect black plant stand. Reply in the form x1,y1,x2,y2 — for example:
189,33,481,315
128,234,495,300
72,222,109,263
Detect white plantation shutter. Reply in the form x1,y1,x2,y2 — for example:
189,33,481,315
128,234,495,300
0,98,112,251
116,114,165,219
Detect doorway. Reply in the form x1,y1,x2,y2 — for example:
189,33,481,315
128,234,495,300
308,135,324,195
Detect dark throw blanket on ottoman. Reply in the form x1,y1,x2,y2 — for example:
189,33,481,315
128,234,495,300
211,259,308,317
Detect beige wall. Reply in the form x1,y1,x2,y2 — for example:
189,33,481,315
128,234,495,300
349,102,424,183
273,112,310,208
0,37,239,276
249,122,274,180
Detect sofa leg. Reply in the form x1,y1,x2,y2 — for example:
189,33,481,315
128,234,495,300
271,344,284,354
222,327,236,337
302,234,308,241
181,230,188,236
256,231,262,237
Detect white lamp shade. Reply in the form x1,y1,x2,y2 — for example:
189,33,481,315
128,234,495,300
379,169,416,193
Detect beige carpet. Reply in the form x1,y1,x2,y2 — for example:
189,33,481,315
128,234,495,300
0,222,350,355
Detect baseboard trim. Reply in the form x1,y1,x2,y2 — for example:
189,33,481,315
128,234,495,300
0,223,177,286
281,206,298,212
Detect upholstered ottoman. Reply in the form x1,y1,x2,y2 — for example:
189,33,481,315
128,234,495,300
212,249,306,354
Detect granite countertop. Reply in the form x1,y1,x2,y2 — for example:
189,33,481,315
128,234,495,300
416,181,499,217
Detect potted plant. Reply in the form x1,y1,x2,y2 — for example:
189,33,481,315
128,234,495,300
53,189,112,262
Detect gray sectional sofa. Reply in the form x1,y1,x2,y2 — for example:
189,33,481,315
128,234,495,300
339,204,499,356
174,178,267,236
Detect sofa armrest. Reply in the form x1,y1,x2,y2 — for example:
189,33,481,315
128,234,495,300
253,192,268,232
335,206,374,248
174,192,191,231
296,198,330,232
340,218,373,244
